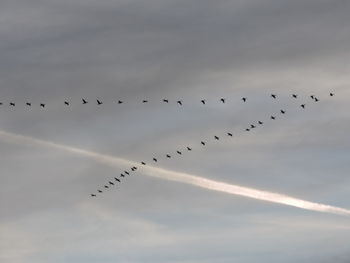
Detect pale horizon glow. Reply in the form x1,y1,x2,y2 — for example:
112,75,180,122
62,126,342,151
1,129,349,216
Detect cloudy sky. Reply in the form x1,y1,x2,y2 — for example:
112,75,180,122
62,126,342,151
1,0,350,262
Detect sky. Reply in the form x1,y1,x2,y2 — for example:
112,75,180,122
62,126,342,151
0,0,350,262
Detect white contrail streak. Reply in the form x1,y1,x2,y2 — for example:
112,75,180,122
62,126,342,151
0,129,349,216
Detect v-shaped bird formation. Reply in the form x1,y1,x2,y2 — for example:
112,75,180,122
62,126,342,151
90,92,335,197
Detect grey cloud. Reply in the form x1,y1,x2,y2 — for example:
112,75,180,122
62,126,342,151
1,0,350,262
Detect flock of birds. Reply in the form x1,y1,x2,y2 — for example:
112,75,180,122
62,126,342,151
89,92,335,197
0,93,333,108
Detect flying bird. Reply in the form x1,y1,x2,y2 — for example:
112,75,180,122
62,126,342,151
98,190,102,193
271,94,277,99
82,98,88,104
227,132,233,137
201,99,206,105
301,104,305,109
26,102,31,106
97,99,103,105
64,101,69,105
104,185,109,189
118,100,123,104
109,181,114,186
10,102,15,106
40,103,45,108
141,162,146,165
314,97,319,102
91,194,96,197
124,171,130,175
220,98,225,103
176,150,182,155
163,99,169,103
250,124,256,129
292,94,298,98
132,166,137,170
177,100,183,105
120,173,125,177
166,154,171,158
142,100,148,103
242,97,247,102
271,116,276,120
201,141,206,146
310,95,315,99
330,92,334,96
258,121,263,125
246,128,250,131
187,147,192,151
280,110,285,114
214,136,219,140
153,158,158,162
114,177,121,182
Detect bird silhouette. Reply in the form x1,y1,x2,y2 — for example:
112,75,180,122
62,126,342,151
141,162,146,165
201,141,206,146
163,99,169,103
201,99,206,105
187,147,192,151
98,190,103,193
10,102,15,106
271,116,276,120
97,99,103,105
64,101,69,105
314,97,319,102
242,97,247,102
118,100,123,104
301,104,305,109
142,100,148,103
40,104,45,108
114,177,121,182
271,94,277,99
214,136,219,140
26,102,31,106
109,181,114,185
246,128,250,131
176,150,182,155
91,194,96,197
131,167,136,171
153,158,158,162
280,110,285,114
258,121,263,125
330,92,334,96
220,98,226,103
227,132,233,137
310,95,315,99
292,94,298,98
132,166,137,170
177,100,183,105
166,154,171,158
124,171,130,175
250,124,256,129
0,102,2,105
82,98,88,104
120,173,125,177
104,185,109,189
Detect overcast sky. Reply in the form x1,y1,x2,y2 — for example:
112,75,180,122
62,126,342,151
1,0,350,262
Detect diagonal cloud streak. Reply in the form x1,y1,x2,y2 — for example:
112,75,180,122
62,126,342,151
0,129,349,216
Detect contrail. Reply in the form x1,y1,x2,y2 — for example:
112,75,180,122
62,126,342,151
1,129,349,216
